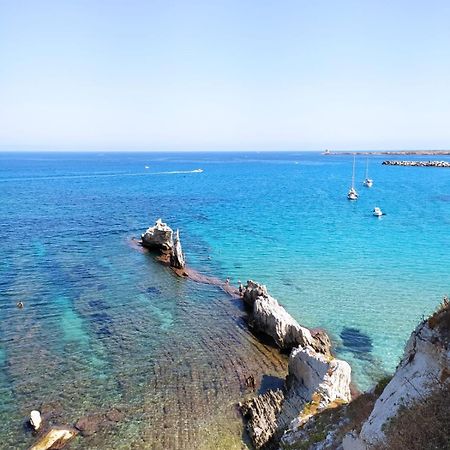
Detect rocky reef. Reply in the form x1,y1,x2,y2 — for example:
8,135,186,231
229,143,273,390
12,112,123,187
239,281,352,449
141,219,186,271
382,160,450,167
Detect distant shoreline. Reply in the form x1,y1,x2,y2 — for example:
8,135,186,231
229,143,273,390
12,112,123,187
324,150,450,156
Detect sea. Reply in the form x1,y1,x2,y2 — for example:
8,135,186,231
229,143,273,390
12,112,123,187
0,151,449,448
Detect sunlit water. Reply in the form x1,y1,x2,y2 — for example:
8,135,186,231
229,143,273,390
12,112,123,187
0,151,449,448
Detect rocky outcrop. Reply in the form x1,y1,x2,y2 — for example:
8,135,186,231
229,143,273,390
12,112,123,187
141,219,185,270
343,300,450,449
241,389,285,449
29,427,77,450
242,280,331,356
382,160,450,167
170,229,185,269
30,410,42,431
242,344,352,449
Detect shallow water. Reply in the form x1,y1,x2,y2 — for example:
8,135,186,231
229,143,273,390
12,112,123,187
0,151,449,447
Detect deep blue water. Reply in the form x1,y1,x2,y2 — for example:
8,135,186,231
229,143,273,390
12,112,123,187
0,151,449,448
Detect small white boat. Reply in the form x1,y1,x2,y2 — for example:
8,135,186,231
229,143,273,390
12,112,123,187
144,165,150,169
363,156,373,187
373,207,383,217
192,169,204,173
347,187,358,200
347,155,358,200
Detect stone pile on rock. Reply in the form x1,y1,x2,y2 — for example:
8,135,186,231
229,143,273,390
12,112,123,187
141,219,186,270
382,160,450,167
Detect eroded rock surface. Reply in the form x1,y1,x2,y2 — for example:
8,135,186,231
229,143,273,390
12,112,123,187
141,219,186,270
242,280,331,356
241,389,285,449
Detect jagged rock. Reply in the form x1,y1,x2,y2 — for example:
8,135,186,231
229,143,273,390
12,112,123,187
141,219,186,270
29,427,77,450
288,346,352,407
240,389,285,449
343,301,450,449
243,346,351,449
242,280,331,356
30,410,42,431
170,229,185,269
141,218,173,252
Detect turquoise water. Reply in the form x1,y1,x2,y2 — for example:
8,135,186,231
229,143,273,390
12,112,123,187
0,151,449,447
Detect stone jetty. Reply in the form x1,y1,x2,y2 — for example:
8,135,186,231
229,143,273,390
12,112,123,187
382,160,450,167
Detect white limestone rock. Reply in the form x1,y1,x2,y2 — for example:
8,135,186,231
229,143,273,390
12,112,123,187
141,218,173,251
30,410,42,431
242,280,331,354
289,346,352,407
170,229,185,269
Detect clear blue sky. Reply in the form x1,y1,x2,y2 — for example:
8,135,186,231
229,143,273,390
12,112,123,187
1,0,449,151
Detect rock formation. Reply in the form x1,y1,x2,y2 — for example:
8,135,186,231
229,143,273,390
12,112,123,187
240,389,285,449
242,280,331,356
170,229,185,269
240,281,351,449
141,219,185,270
29,427,78,450
30,410,42,431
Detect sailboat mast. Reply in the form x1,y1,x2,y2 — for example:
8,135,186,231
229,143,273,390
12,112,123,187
365,156,369,179
352,155,356,188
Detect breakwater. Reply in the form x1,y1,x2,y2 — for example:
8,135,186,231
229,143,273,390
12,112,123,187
382,160,450,167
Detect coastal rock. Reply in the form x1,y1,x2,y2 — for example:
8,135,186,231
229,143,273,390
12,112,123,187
141,219,186,270
30,410,42,431
240,389,285,449
141,218,173,252
29,427,77,450
288,346,352,407
243,345,351,448
170,229,185,269
343,300,450,449
242,280,331,356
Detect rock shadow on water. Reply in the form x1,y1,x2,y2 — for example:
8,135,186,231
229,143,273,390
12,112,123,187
257,374,285,396
339,327,373,359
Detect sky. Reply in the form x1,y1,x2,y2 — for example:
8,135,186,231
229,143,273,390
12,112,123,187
0,0,449,151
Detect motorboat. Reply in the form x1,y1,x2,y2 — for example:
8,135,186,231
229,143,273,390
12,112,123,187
373,207,383,217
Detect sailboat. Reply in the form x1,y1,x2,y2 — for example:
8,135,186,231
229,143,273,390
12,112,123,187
347,155,358,200
363,156,373,187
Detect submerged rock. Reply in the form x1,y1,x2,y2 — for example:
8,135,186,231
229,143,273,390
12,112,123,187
30,410,42,431
141,219,186,270
29,427,77,450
